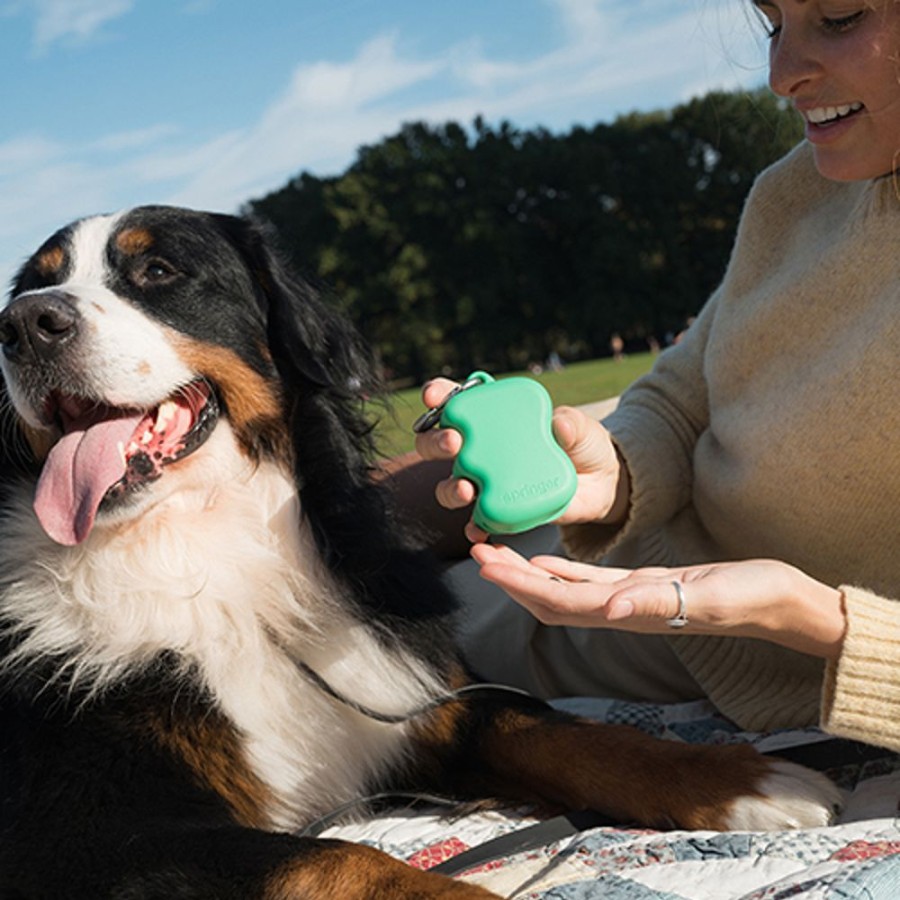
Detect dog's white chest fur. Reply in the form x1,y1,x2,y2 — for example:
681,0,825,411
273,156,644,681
0,424,442,830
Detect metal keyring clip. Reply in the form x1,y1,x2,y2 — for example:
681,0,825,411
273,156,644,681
412,374,487,433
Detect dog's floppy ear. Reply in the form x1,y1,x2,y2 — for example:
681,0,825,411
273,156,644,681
211,212,382,482
212,216,381,528
211,213,376,396
211,213,458,629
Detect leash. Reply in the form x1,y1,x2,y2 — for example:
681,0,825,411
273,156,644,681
429,809,615,876
295,660,549,724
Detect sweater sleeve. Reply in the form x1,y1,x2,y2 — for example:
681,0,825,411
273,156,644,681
560,288,719,562
821,586,900,752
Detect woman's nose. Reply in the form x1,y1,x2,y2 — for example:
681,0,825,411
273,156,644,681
768,27,821,98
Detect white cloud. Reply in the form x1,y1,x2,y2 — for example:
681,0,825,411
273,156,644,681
0,0,769,289
0,134,60,173
446,0,767,126
551,0,617,43
26,0,134,51
283,33,441,110
0,155,116,286
165,33,445,211
89,124,179,154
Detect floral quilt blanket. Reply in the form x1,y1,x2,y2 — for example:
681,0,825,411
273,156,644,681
325,699,900,899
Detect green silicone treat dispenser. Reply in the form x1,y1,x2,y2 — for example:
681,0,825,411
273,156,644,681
438,372,577,534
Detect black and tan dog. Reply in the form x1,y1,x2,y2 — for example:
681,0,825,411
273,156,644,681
0,207,838,899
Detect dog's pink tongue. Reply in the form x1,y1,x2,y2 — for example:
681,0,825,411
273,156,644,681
34,411,145,546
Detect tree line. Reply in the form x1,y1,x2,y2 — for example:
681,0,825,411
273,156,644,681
246,88,802,385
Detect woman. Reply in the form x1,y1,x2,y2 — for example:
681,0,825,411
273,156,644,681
413,0,900,750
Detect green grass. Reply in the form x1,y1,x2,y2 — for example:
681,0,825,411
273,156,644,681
370,352,656,456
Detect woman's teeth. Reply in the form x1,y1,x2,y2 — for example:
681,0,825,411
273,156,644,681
805,101,863,125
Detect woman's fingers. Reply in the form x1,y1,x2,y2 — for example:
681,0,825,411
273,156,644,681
471,546,697,628
414,419,463,461
421,377,459,410
433,472,476,509
470,549,845,659
528,555,631,582
550,407,629,525
469,542,531,571
415,379,463,462
472,543,610,622
414,378,477,517
550,406,601,460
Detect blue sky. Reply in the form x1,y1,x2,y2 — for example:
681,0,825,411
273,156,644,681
0,0,770,286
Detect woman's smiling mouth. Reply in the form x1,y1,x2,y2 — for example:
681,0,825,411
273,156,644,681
802,101,864,125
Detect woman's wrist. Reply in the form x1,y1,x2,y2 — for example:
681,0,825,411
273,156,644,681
765,566,847,660
601,448,631,525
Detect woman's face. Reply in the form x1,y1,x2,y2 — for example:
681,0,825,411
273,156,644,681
755,0,900,180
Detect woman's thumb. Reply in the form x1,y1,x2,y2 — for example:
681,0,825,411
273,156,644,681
552,406,611,473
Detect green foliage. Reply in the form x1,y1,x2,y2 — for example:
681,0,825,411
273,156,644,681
246,88,801,384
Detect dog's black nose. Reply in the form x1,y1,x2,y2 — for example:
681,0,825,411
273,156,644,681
0,291,80,361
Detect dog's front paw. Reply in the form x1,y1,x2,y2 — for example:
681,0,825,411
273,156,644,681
704,756,842,832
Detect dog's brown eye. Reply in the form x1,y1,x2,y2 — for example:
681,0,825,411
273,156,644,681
136,259,177,285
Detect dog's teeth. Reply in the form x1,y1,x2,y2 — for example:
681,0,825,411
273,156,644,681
117,441,127,465
154,401,177,434
141,429,153,445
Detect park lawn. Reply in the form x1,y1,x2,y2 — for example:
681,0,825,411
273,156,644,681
371,352,656,457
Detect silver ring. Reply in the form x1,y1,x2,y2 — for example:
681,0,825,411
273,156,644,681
666,581,688,628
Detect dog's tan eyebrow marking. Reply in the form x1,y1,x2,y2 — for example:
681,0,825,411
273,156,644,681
35,246,65,276
116,227,155,255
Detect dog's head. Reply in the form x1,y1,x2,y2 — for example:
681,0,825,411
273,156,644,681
0,205,379,548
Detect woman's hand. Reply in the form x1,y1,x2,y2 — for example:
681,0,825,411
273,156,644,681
414,378,630,542
470,543,847,660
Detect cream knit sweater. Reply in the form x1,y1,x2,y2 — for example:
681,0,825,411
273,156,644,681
561,142,900,749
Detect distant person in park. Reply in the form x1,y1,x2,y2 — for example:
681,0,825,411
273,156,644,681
409,0,900,752
609,332,625,361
